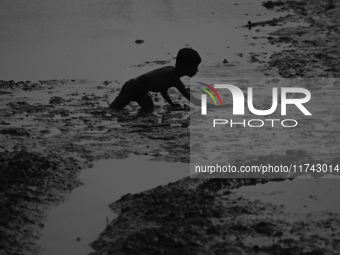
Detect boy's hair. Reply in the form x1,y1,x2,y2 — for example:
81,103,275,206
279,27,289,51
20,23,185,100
175,48,201,67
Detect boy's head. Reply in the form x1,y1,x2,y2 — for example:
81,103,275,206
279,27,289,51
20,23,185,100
175,48,201,77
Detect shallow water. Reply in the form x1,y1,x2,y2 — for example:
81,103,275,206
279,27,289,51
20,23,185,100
236,176,340,213
37,155,189,255
0,0,292,81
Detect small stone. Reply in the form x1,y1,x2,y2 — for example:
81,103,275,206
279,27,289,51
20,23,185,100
135,39,144,44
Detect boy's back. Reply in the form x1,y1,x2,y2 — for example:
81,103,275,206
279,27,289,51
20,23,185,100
129,66,182,94
110,48,201,111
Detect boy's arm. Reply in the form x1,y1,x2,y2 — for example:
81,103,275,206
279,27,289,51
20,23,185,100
174,81,202,106
160,90,177,107
161,81,217,108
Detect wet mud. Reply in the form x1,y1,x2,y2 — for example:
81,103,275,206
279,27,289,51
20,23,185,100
261,0,340,78
91,176,340,255
0,79,192,254
1,0,340,254
89,0,340,254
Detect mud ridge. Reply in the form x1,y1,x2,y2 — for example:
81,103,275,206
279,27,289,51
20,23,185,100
0,149,89,254
90,150,340,255
262,0,340,77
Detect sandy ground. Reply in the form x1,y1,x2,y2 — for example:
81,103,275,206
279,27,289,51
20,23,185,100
0,0,340,254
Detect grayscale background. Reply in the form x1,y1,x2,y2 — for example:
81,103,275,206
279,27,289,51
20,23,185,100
1,0,340,254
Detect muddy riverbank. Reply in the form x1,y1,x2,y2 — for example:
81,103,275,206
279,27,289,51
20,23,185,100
89,0,340,254
263,0,340,78
91,176,340,255
0,78,192,254
1,0,340,254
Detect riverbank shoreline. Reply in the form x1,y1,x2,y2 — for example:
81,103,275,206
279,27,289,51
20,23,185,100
1,0,340,254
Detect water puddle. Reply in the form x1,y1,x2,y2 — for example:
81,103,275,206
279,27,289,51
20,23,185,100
37,155,189,255
236,175,340,213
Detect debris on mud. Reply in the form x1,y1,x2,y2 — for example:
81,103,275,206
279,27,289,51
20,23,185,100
262,1,285,9
242,16,288,29
135,39,144,44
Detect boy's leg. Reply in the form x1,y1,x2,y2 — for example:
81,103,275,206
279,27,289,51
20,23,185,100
135,93,154,111
109,93,131,109
109,81,133,109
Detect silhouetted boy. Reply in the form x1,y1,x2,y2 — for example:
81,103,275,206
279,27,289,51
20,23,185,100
110,48,202,111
